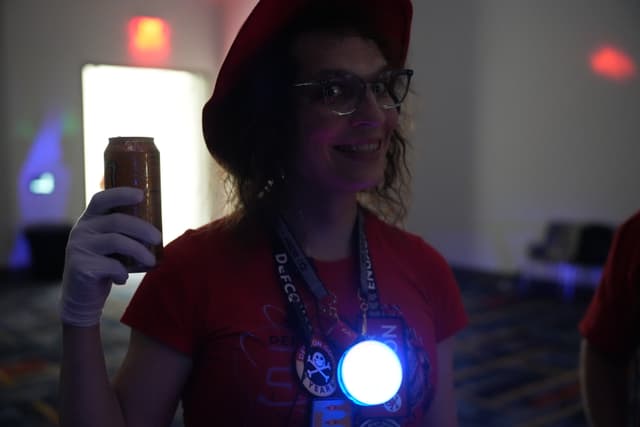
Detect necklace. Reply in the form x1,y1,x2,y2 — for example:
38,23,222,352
271,209,404,408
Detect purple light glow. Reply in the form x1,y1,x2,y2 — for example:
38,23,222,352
8,113,71,269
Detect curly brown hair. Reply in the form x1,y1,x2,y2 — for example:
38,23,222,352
210,2,412,226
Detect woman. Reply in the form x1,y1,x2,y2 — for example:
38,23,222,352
59,1,467,426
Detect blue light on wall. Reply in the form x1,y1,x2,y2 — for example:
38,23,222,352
29,172,56,195
8,112,71,269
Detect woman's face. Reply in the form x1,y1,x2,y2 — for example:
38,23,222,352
289,32,399,196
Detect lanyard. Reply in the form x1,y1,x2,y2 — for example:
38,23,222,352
271,209,381,345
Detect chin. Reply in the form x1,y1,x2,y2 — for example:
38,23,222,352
342,176,383,193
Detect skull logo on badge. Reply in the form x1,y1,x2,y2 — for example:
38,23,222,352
295,338,337,397
307,350,332,383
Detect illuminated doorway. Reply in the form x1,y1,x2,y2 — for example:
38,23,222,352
81,64,216,284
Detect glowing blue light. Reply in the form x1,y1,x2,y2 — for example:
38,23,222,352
10,112,71,269
29,172,56,195
337,340,403,406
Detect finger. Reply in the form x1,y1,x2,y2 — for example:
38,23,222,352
78,212,162,246
83,233,158,267
87,256,130,286
84,187,144,217
64,249,130,286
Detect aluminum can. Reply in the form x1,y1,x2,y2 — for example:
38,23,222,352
104,136,163,272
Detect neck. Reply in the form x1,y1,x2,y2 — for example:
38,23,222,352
282,191,359,261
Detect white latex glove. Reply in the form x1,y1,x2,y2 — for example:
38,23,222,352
60,187,162,327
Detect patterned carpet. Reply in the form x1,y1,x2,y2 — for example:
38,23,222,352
454,269,590,427
0,269,592,426
0,276,133,427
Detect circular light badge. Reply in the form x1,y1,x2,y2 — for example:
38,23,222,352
337,339,403,406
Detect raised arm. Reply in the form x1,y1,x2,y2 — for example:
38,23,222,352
59,188,190,427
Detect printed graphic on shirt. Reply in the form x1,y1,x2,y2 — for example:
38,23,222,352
238,302,432,424
239,304,303,410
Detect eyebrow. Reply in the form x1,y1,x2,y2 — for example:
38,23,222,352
305,65,393,81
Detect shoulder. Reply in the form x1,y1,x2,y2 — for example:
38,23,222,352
617,209,640,239
366,211,468,341
161,215,266,267
607,209,640,265
364,211,451,275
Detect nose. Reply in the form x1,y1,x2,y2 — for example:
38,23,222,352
349,87,389,127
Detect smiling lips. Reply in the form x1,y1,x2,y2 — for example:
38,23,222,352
334,140,382,153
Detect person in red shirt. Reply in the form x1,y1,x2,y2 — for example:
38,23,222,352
579,209,640,427
59,1,468,426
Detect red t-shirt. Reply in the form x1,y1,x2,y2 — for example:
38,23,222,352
122,211,468,426
579,209,640,355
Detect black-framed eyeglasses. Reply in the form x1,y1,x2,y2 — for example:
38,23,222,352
293,68,414,116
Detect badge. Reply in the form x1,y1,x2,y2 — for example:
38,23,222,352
382,393,402,413
359,317,409,419
295,337,338,397
358,419,401,427
310,398,353,427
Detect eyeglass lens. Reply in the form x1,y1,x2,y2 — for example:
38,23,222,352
323,70,411,115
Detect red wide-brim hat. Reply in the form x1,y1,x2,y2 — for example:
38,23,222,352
202,0,413,164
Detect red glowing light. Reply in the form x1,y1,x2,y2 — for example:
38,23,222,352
128,16,171,64
590,45,636,82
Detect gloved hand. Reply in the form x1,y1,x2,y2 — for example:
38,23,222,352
60,187,162,327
